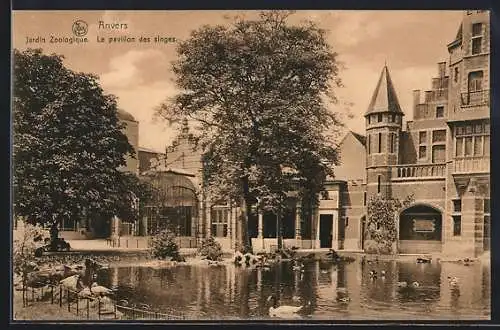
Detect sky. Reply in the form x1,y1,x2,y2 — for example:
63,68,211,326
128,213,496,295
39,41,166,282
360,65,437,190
12,10,464,152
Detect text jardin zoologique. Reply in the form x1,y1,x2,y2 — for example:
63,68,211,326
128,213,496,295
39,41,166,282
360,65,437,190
25,35,88,45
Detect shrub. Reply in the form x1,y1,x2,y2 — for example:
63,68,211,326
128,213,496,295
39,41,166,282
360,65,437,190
149,229,183,261
13,222,49,285
364,239,395,255
197,237,223,261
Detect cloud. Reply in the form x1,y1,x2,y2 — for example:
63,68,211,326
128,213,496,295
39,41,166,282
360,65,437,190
100,49,166,89
103,80,179,151
331,12,382,48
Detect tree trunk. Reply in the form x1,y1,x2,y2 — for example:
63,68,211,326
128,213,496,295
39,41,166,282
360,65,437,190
277,212,283,250
50,221,59,251
240,197,253,253
241,176,253,253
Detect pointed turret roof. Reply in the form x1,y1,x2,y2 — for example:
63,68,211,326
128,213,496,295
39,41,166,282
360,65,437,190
364,65,404,116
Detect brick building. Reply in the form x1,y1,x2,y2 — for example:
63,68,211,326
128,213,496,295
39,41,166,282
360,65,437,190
139,11,489,257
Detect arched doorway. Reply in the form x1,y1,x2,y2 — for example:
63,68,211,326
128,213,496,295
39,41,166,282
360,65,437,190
142,171,199,244
399,204,442,254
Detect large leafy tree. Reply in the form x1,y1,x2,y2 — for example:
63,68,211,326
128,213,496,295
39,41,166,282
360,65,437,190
158,12,346,252
13,48,137,242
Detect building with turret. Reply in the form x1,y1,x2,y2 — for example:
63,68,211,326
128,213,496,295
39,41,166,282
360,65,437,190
112,10,489,258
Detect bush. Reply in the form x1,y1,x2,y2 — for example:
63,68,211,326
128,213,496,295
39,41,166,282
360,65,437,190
13,223,49,285
364,239,396,255
197,237,223,261
149,229,183,261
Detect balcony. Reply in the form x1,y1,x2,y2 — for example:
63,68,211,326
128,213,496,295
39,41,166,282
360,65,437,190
461,90,490,107
393,163,446,181
453,157,490,174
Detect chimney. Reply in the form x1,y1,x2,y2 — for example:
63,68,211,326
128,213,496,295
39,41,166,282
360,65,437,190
438,62,446,78
425,91,433,102
413,90,421,107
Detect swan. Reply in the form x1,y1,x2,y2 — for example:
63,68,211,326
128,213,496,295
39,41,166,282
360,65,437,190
78,287,92,298
397,281,408,288
59,274,83,292
267,295,309,318
90,282,113,296
411,281,420,288
448,276,459,286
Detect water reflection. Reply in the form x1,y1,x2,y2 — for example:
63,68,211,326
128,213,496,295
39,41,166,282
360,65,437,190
98,258,490,320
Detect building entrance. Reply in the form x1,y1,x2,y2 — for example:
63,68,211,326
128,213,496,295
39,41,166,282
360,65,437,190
319,214,333,248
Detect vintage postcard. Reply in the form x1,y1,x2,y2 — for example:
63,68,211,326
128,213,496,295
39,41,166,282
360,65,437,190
11,9,490,322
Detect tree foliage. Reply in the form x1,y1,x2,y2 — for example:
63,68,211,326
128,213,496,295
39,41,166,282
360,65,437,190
197,236,223,261
13,48,136,233
366,194,414,254
149,228,183,261
157,11,347,251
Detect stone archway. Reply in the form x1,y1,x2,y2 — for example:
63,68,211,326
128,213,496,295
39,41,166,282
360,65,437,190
399,204,443,254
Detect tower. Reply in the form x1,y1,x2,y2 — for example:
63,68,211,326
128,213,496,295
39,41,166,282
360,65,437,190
365,65,404,199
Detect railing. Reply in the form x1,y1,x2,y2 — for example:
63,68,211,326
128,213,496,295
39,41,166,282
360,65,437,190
461,90,490,107
393,163,446,179
453,157,490,174
116,304,186,320
18,282,120,320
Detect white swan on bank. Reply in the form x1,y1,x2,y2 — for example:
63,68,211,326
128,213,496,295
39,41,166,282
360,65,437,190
90,282,113,296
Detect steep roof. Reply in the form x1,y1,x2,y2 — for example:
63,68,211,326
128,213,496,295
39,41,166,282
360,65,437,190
351,131,366,146
117,108,137,122
365,65,404,116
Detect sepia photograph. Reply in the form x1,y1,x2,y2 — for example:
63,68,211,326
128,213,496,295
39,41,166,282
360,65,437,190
11,9,490,322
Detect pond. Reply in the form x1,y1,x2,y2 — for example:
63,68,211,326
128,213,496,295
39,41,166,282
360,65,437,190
97,258,490,320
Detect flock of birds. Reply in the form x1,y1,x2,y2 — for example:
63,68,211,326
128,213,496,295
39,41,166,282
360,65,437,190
20,252,471,320
18,258,117,302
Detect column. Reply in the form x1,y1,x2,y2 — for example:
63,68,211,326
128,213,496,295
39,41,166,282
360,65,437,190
198,194,205,240
205,202,211,238
294,201,301,249
227,205,233,249
231,207,237,250
257,211,264,251
112,267,119,288
461,178,484,257
332,210,339,250
314,209,320,249
142,215,148,236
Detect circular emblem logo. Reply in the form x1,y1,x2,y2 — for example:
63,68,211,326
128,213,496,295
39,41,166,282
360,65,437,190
72,20,88,37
